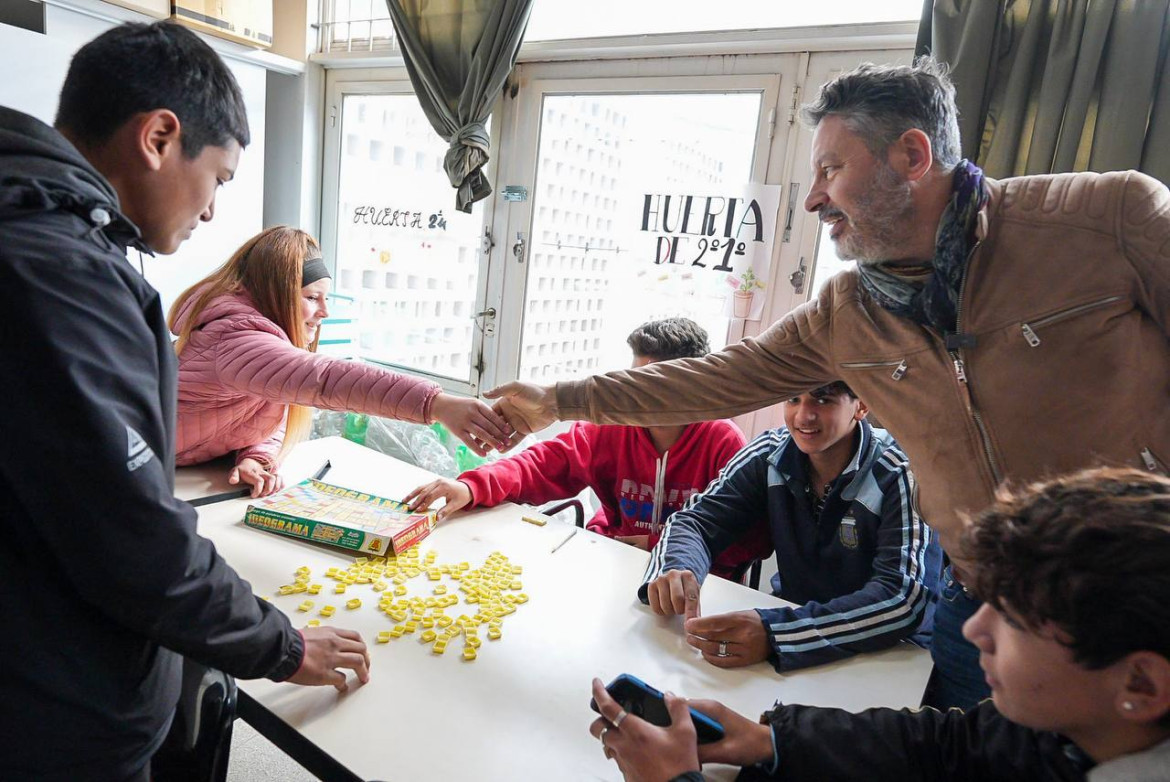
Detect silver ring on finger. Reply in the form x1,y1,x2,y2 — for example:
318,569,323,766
717,640,730,657
599,726,609,757
612,708,629,728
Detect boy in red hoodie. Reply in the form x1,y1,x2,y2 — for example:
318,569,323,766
405,318,771,581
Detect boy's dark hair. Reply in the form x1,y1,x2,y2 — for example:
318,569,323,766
965,467,1170,669
627,318,710,361
801,57,961,170
809,381,856,400
56,22,249,158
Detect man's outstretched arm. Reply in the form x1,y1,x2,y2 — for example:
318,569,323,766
488,288,839,437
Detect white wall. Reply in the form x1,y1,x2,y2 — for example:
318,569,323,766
0,22,72,123
263,65,323,233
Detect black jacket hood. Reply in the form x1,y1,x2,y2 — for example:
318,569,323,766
0,106,148,252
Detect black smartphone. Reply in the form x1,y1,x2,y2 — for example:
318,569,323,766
590,673,725,744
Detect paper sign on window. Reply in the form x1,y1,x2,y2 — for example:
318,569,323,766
622,183,781,321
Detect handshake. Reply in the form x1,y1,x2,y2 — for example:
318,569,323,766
429,381,559,458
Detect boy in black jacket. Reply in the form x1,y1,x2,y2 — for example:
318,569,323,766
591,467,1170,782
0,23,369,782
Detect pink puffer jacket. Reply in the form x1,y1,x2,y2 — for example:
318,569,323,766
173,289,441,467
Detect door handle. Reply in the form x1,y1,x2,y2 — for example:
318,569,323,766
472,307,497,336
789,257,807,294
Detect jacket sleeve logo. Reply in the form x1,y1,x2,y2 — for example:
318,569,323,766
126,425,155,472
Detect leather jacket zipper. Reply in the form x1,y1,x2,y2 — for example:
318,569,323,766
839,359,908,380
1141,448,1167,475
950,240,1003,485
1020,295,1124,348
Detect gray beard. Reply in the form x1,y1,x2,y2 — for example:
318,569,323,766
833,164,916,265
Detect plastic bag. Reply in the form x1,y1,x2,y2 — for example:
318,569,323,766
311,411,457,477
311,411,539,479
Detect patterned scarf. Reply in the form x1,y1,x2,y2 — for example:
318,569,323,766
857,160,988,338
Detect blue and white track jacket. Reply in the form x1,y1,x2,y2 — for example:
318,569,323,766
639,420,941,672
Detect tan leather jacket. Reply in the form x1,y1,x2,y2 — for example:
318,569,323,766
558,171,1170,556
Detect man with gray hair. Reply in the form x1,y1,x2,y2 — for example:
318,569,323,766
487,57,1170,711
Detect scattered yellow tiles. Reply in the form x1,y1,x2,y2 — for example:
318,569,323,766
271,548,531,663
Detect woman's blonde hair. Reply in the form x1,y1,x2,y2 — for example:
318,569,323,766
168,226,323,464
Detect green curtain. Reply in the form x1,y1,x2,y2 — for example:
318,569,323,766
918,0,1170,183
385,0,534,212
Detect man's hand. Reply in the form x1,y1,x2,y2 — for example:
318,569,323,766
430,392,512,455
645,569,702,620
287,627,371,692
688,699,776,768
588,678,699,782
616,534,651,551
484,381,559,438
402,478,472,521
684,610,770,668
229,458,283,498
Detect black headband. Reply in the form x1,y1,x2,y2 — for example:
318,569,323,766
302,255,331,286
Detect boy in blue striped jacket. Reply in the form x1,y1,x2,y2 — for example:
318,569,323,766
640,381,941,672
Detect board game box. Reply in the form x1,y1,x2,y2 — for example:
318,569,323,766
243,478,436,555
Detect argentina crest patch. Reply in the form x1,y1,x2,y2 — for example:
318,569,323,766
838,516,859,549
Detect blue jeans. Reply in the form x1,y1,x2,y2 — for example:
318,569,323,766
920,565,990,711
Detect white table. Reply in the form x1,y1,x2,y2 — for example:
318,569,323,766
185,437,932,781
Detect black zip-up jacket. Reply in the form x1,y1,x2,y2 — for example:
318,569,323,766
672,701,1093,781
0,107,303,781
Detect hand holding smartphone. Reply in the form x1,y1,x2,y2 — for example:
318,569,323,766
590,673,725,744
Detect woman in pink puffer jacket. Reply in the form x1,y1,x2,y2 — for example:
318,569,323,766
169,226,511,497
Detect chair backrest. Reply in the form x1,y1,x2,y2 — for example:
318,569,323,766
748,559,762,590
537,498,585,528
153,660,237,782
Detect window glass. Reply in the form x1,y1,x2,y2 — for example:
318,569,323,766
807,221,856,300
519,92,760,382
333,94,484,382
525,1,921,40
320,1,921,52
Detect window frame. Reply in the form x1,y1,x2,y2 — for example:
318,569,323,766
320,70,506,396
485,65,794,390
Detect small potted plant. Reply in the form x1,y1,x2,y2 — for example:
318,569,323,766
727,267,765,317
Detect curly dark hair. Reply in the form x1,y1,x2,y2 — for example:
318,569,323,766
964,467,1170,670
626,318,710,361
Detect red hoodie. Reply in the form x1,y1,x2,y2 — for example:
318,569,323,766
458,420,772,581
